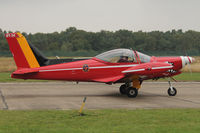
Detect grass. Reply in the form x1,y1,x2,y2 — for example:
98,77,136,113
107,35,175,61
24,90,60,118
174,73,200,81
0,109,200,133
0,57,16,72
0,72,200,82
156,72,200,82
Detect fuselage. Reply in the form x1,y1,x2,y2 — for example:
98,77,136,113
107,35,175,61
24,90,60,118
12,55,194,82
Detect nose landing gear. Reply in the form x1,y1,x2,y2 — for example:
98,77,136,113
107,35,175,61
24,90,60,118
167,81,177,96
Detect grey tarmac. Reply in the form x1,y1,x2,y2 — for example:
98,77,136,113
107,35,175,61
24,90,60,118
0,82,200,110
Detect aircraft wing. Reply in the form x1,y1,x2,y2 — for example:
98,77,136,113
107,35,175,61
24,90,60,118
92,62,172,83
122,62,173,75
92,75,124,83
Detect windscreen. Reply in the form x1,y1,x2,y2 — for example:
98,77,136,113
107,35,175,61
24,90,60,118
137,51,151,63
96,49,137,63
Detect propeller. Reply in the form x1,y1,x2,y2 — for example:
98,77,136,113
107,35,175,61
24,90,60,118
181,56,195,75
188,59,192,75
183,45,195,74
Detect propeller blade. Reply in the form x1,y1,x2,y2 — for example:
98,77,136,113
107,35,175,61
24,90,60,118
188,63,192,75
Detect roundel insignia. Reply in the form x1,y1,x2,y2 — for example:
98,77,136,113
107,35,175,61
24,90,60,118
83,64,89,72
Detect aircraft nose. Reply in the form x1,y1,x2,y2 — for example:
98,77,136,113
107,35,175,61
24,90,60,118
180,56,195,67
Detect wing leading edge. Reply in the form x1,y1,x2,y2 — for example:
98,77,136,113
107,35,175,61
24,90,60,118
122,62,173,75
92,62,172,83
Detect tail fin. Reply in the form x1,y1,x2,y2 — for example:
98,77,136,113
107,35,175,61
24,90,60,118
6,32,87,69
5,32,41,69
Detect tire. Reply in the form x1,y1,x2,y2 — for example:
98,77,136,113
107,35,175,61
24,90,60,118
127,87,138,98
168,87,177,96
119,84,127,95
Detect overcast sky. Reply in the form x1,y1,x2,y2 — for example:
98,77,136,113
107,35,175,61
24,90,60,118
0,0,200,33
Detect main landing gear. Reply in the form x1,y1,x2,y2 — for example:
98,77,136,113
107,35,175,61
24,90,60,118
120,80,177,98
127,87,138,98
167,81,177,96
119,80,141,98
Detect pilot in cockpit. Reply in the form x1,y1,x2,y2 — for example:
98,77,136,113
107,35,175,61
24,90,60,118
118,52,130,63
118,56,128,63
118,52,135,63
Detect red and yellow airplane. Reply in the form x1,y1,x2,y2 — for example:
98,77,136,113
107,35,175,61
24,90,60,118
5,32,195,98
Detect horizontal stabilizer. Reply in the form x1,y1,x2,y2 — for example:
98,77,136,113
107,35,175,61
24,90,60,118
12,69,39,75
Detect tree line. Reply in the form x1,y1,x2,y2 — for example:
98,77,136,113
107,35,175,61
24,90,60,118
0,27,200,57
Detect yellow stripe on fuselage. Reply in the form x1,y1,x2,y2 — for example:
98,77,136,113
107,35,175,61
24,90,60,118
16,33,40,68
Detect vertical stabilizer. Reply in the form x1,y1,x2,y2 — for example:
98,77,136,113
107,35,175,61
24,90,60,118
5,33,40,69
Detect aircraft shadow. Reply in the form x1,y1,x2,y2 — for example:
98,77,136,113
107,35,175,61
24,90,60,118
5,91,167,100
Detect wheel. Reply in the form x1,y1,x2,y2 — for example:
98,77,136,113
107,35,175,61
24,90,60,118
126,87,138,98
168,87,177,96
119,84,127,95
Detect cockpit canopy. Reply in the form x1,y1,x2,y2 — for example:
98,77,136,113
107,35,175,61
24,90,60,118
95,49,151,63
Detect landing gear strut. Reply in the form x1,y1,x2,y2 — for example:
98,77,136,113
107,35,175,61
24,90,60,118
119,79,141,98
167,81,177,96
